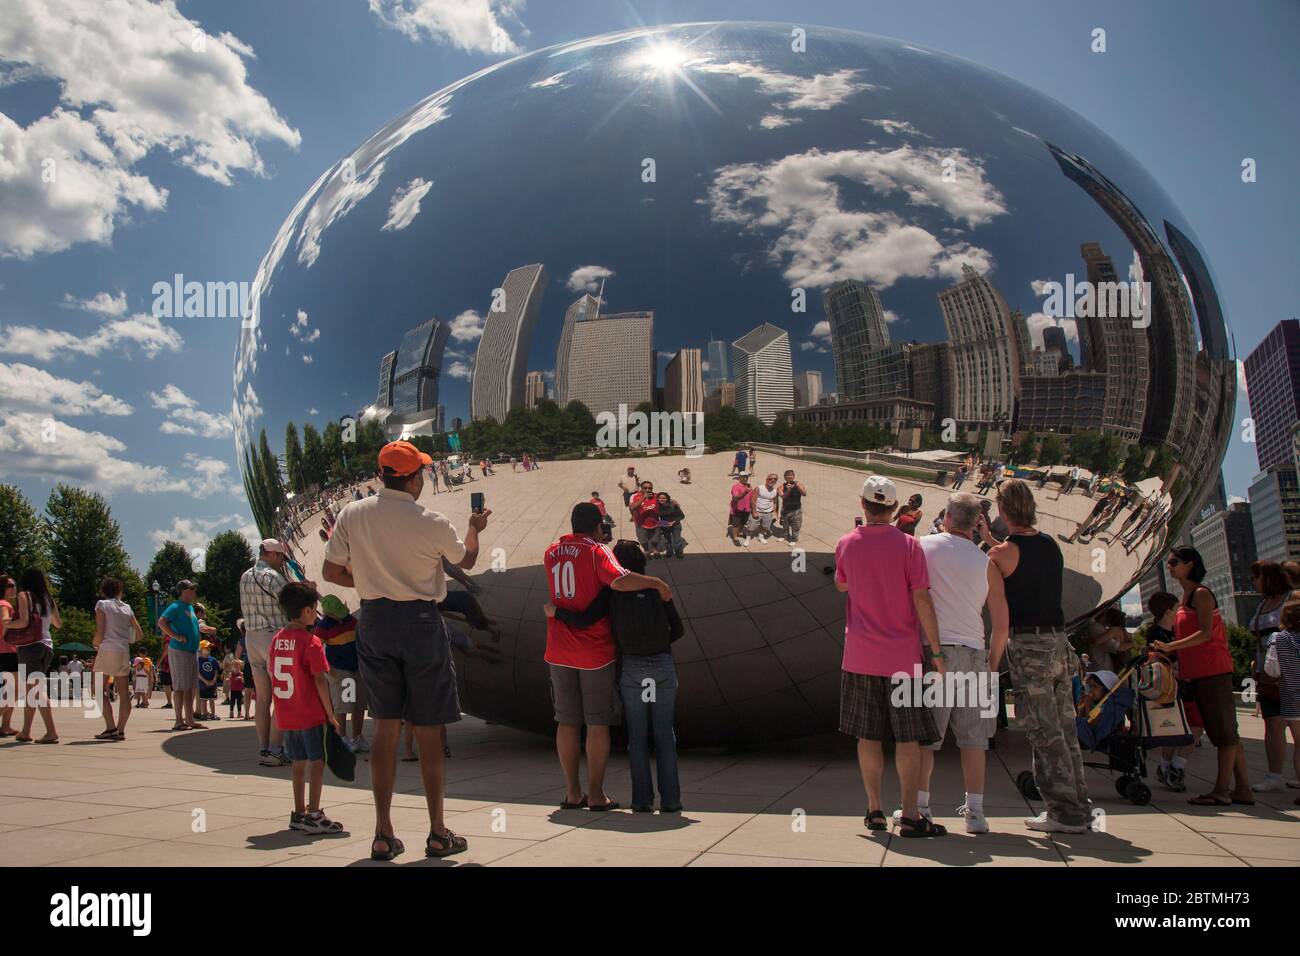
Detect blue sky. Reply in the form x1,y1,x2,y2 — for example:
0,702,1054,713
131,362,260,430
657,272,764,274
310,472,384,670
0,0,1295,573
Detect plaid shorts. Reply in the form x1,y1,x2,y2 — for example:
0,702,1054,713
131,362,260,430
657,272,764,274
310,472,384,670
839,670,938,744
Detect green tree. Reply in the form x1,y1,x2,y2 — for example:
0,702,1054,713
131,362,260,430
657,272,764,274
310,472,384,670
301,422,328,489
199,531,255,623
44,485,134,614
1039,435,1065,468
52,605,97,648
0,484,49,575
284,422,305,494
146,541,196,597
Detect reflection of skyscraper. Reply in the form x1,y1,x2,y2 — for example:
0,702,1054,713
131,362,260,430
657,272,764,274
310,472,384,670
1018,371,1105,434
732,323,794,424
664,348,704,413
1042,325,1071,368
938,264,1019,430
908,342,953,426
862,343,912,400
704,382,735,414
435,405,445,433
794,370,823,407
1048,144,1195,462
705,337,731,395
556,293,599,406
1078,242,1149,442
377,350,397,407
390,318,450,416
566,311,654,414
822,280,889,403
1010,309,1033,375
525,370,546,409
471,264,547,422
1244,320,1300,471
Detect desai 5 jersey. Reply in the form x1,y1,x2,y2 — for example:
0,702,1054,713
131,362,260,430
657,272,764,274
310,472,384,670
268,626,330,730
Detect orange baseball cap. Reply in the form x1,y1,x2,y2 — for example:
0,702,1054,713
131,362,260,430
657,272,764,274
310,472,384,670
378,440,432,476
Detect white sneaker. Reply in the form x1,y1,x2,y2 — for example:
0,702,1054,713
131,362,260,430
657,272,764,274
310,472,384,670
1024,811,1086,833
957,804,989,833
758,535,769,544
891,806,934,824
1252,775,1286,793
741,538,750,548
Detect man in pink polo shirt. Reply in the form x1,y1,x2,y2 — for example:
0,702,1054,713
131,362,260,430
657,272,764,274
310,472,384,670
835,475,946,838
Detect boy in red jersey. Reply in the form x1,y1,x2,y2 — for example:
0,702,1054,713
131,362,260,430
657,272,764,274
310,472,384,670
544,502,673,810
269,581,344,835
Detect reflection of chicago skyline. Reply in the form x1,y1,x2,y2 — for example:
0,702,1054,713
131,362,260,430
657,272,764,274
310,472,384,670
359,141,1224,536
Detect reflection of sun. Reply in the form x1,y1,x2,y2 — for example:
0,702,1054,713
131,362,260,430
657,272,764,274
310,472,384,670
631,40,690,74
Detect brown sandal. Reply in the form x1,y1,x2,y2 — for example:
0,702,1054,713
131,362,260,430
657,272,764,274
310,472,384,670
425,828,468,858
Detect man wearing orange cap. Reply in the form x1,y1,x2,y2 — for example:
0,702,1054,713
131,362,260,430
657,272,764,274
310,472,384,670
322,439,489,860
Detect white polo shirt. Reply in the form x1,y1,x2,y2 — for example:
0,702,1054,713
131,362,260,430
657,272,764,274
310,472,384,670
323,488,467,602
918,531,989,650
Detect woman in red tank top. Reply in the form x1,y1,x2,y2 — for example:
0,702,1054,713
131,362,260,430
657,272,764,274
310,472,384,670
1153,547,1254,806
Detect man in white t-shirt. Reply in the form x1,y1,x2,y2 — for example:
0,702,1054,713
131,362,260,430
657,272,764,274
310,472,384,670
916,492,1010,833
743,473,781,546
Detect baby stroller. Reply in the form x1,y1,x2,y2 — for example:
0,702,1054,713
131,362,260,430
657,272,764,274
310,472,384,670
1016,653,1193,807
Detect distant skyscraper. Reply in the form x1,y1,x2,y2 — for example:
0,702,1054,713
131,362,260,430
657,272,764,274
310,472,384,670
435,405,445,433
664,348,704,413
471,264,547,422
1191,502,1258,627
556,293,600,407
938,264,1019,430
377,350,397,407
1249,464,1300,563
822,280,890,403
794,370,823,408
1042,324,1070,362
705,337,731,394
1078,242,1149,442
389,319,450,416
704,382,736,414
1244,319,1300,471
451,416,463,433
732,323,794,424
524,370,546,409
566,311,654,414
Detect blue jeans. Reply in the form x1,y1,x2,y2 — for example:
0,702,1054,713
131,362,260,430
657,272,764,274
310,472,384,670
619,653,681,808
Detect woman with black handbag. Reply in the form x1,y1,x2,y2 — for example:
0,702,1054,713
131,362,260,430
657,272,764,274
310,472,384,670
1248,560,1292,793
6,568,61,744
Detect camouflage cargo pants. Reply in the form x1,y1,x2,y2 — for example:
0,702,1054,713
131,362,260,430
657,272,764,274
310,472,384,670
1008,631,1090,826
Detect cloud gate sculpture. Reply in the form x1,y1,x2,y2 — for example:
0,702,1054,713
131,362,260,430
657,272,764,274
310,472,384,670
235,23,1234,746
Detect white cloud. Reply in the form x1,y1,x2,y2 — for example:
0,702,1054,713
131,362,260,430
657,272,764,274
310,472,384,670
302,354,313,365
368,0,527,54
149,385,233,439
759,115,795,130
382,176,433,231
0,362,133,416
149,514,260,555
1025,313,1079,349
0,312,182,361
864,119,928,139
1030,278,1053,297
0,0,299,258
883,309,901,324
566,265,614,294
705,145,1005,289
0,412,238,497
1236,360,1247,399
447,360,473,380
810,320,832,341
289,309,321,343
61,290,128,315
449,309,485,343
693,62,871,119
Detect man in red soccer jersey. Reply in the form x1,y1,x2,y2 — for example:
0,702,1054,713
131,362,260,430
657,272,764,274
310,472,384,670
268,581,343,835
544,502,672,810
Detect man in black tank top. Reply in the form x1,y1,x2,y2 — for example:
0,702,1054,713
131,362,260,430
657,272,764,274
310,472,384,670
988,479,1091,833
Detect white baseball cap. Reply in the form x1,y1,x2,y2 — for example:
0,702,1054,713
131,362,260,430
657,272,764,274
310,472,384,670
861,475,898,506
259,538,289,555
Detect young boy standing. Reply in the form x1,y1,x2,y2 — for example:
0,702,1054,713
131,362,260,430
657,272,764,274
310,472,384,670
269,582,344,835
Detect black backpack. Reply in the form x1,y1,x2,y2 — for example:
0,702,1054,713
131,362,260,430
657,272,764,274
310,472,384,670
611,590,670,657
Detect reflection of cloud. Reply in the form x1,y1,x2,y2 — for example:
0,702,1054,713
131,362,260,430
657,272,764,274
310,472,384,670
566,265,614,293
1025,313,1079,349
531,71,568,89
0,312,182,361
811,320,832,341
449,310,485,343
0,362,133,416
706,146,1004,288
865,119,928,139
289,309,320,343
447,360,473,380
1236,360,1247,398
368,0,526,54
760,115,795,130
382,177,433,231
547,27,668,58
1030,278,1052,296
883,309,901,324
693,61,871,121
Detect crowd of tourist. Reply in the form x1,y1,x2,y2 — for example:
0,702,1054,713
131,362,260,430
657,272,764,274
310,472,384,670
2,439,1298,860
